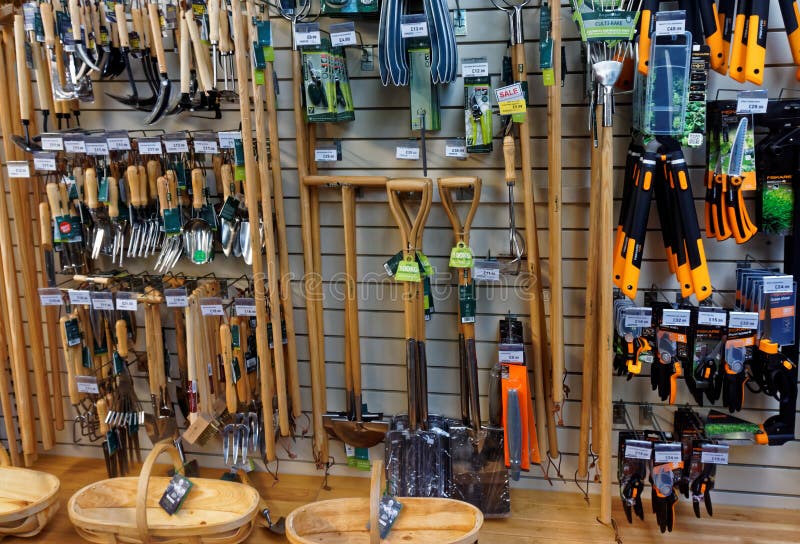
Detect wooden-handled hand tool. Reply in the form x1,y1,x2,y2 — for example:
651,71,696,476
220,322,237,415
144,1,171,124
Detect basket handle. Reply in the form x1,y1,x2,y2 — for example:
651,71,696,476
135,440,186,543
369,460,384,544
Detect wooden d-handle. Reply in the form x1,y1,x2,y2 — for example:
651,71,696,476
115,2,130,48
185,7,214,92
386,178,432,252
135,440,185,543
127,165,142,207
191,168,205,210
14,15,31,122
437,176,481,243
368,459,384,544
116,319,128,357
147,1,168,73
503,135,516,185
84,168,99,209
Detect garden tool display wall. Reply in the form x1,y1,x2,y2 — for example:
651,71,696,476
0,2,798,532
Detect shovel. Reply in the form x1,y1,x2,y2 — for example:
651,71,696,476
11,24,40,153
218,163,241,257
183,169,214,264
68,0,101,72
144,1,172,124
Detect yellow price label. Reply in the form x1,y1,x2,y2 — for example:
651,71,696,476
498,99,526,115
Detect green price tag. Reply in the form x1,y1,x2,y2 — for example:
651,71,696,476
395,256,421,282
449,241,474,268
459,283,476,324
423,276,434,318
416,251,433,276
231,325,241,349
384,251,403,276
254,68,265,85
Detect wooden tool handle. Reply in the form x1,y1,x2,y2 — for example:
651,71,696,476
503,135,516,184
41,2,56,48
368,460,384,544
157,175,169,216
166,170,178,199
40,202,53,249
116,319,128,357
219,3,233,53
14,15,31,122
46,182,61,219
131,5,145,47
147,2,168,73
127,165,142,207
89,0,101,44
386,178,432,251
146,160,161,200
32,42,53,115
220,323,236,414
69,0,83,43
185,8,214,92
208,0,220,43
437,176,481,241
84,168,99,209
96,398,109,434
221,163,234,199
107,177,119,218
136,164,148,203
191,168,205,210
178,9,191,94
59,315,80,405
115,2,130,48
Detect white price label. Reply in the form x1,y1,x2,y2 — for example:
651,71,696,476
76,376,100,394
86,141,109,156
654,450,683,464
737,97,769,114
116,293,139,311
7,161,30,178
236,304,257,317
194,139,219,154
661,309,692,327
625,445,653,460
68,289,92,305
728,311,759,329
499,348,524,364
137,139,163,155
106,135,131,151
295,29,321,46
763,275,793,294
38,289,63,306
315,148,338,162
396,146,420,160
625,314,652,328
33,153,57,171
445,143,467,158
698,311,727,327
91,295,115,311
461,61,489,77
654,19,685,34
331,30,357,46
63,137,86,153
40,135,64,151
401,21,428,38
701,449,729,465
164,139,190,153
472,260,501,282
201,304,225,316
686,133,704,147
165,294,188,308
218,131,241,149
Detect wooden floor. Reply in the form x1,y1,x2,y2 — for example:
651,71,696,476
3,455,798,543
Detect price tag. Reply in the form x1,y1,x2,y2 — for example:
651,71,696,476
137,138,163,155
737,93,769,115
763,275,793,294
68,289,92,305
728,311,759,329
701,446,730,465
40,133,64,151
76,375,100,394
461,61,489,78
625,444,653,460
401,20,428,38
200,297,225,316
698,310,727,327
218,131,241,149
472,259,501,282
445,141,467,158
654,18,685,34
661,309,691,327
498,346,524,364
106,131,131,151
396,146,420,160
315,147,338,162
38,288,64,306
625,313,652,328
654,448,683,464
91,292,115,311
116,292,139,311
164,137,190,153
330,22,356,47
164,288,188,308
498,100,526,115
33,152,57,171
235,298,257,317
7,161,30,178
63,135,86,153
494,82,524,103
86,138,109,156
295,23,321,46
193,137,219,154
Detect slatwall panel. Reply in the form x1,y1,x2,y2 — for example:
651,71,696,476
0,0,799,511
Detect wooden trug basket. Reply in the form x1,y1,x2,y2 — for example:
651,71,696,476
0,444,61,541
286,460,484,544
67,440,260,544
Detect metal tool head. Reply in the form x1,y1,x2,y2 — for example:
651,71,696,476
592,59,623,88
329,419,389,449
144,76,172,125
11,133,41,153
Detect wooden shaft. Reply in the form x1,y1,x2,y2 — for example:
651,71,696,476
0,273,19,465
68,0,83,45
157,176,168,216
191,168,205,210
147,2,167,72
41,2,56,48
131,6,145,48
145,305,159,394
146,160,160,200
116,319,128,357
547,2,564,407
178,9,190,94
107,176,119,218
220,323,237,414
232,0,286,446
596,108,614,525
342,185,362,403
14,16,31,122
577,135,601,480
115,3,130,48
208,315,222,407
185,7,214,92
96,398,109,435
127,166,142,207
84,168,98,209
185,302,197,419
302,175,389,188
219,3,233,53
208,0,220,43
59,315,80,405
32,41,54,118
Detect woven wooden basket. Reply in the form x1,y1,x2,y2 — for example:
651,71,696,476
0,444,61,541
286,460,483,544
67,440,260,544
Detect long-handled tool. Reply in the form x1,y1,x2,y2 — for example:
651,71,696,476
143,0,171,124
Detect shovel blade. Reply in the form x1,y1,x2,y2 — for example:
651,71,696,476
329,418,388,449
